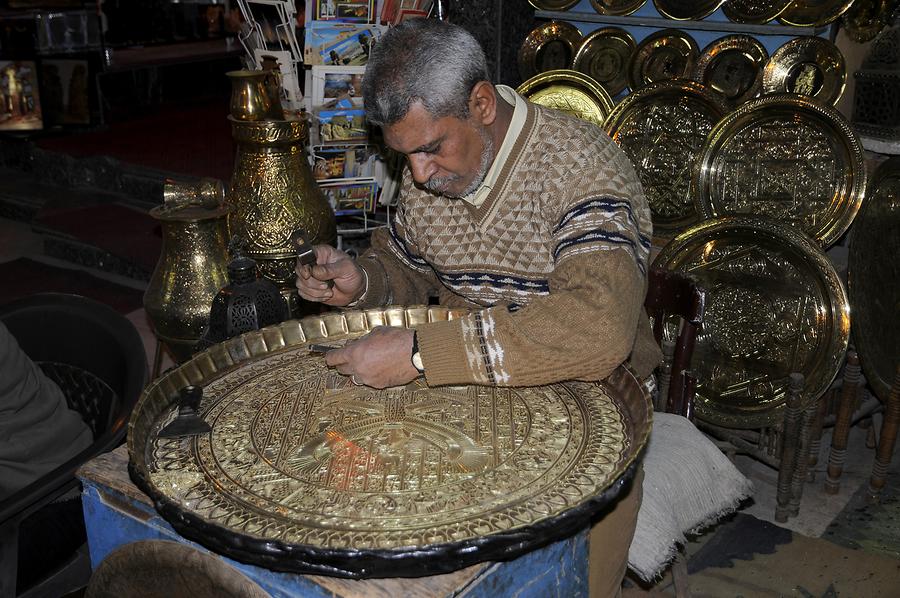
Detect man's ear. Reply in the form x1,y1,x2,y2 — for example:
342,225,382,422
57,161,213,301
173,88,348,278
469,81,497,126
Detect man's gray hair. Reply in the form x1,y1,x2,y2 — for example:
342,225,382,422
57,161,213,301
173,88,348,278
362,19,490,126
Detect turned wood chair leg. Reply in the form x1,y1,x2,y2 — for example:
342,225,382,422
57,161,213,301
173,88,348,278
806,390,830,482
868,364,900,503
826,352,861,495
656,339,675,413
790,395,816,517
776,374,804,523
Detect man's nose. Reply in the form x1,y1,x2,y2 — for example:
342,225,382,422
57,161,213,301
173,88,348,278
408,153,437,185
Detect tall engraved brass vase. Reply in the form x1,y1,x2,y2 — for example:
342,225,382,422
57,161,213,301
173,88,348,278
227,115,336,315
143,203,231,363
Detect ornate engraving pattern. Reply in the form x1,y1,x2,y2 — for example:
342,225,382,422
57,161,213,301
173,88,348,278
148,348,629,549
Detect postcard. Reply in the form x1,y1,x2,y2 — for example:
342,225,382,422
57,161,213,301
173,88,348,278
0,60,42,131
319,180,378,214
317,107,368,143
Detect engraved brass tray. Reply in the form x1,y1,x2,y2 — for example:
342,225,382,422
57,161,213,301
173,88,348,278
692,93,865,248
778,0,855,26
128,307,651,577
654,0,727,20
590,0,647,15
693,35,768,106
574,27,636,97
605,80,729,239
517,69,615,128
722,0,792,24
653,216,850,429
518,21,582,81
848,157,900,401
629,29,699,91
763,36,846,106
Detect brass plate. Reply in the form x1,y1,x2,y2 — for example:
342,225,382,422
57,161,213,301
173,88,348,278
574,27,636,96
128,307,651,577
692,93,864,248
849,158,900,401
653,216,850,429
590,0,647,15
654,0,727,20
518,21,582,81
779,0,855,26
842,0,890,44
605,80,729,239
528,0,580,9
693,35,768,106
517,69,616,128
722,0,793,23
763,37,846,106
629,29,699,91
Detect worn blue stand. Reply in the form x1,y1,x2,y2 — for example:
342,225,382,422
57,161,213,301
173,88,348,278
78,448,589,598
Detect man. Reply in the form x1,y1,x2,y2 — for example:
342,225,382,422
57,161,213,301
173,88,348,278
296,18,660,596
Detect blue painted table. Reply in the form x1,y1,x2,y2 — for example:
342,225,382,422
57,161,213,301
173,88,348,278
78,447,590,598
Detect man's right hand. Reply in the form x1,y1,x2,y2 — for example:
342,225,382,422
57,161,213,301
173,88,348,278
295,245,365,307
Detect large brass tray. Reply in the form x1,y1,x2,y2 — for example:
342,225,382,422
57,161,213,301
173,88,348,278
692,93,865,249
654,0,727,20
763,37,846,106
629,29,699,91
722,0,793,24
848,157,900,401
590,0,647,15
518,21,582,81
605,80,729,240
653,217,850,429
128,307,651,577
778,0,855,26
693,35,768,106
517,69,615,128
574,27,636,97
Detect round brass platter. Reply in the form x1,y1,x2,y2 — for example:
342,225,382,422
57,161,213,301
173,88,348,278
842,0,890,43
722,0,793,23
693,35,768,106
528,0,580,9
128,307,651,577
590,0,648,15
629,29,699,91
848,157,900,401
518,21,582,81
653,216,850,429
574,27,636,96
692,93,865,248
605,80,729,239
763,37,846,106
517,69,615,128
779,0,855,26
653,0,727,20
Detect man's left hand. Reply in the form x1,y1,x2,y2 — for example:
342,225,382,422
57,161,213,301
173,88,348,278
325,327,420,389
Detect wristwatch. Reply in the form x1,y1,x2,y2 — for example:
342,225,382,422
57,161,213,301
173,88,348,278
411,331,425,374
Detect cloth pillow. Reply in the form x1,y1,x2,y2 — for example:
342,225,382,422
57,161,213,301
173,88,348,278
627,412,754,581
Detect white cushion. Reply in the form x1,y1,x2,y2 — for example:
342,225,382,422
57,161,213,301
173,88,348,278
627,413,754,581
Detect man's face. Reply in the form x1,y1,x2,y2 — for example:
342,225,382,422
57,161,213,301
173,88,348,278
382,101,494,198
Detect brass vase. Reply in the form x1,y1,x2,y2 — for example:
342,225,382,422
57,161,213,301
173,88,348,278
144,201,231,363
227,115,336,313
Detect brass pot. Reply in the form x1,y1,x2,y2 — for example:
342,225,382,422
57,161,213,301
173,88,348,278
227,70,273,121
143,203,231,363
226,116,336,301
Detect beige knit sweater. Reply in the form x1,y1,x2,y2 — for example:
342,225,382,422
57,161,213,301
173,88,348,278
356,101,662,387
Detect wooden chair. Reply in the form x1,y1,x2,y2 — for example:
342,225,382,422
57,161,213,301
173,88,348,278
644,268,706,420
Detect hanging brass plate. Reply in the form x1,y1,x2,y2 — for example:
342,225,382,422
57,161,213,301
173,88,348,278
653,216,850,429
841,0,891,43
848,157,900,401
589,0,648,15
693,35,768,106
763,36,846,106
574,27,636,96
653,0,727,20
517,69,616,128
629,29,699,91
722,0,793,24
518,21,583,81
528,0,580,9
605,80,729,240
779,0,855,26
692,94,864,248
128,307,651,577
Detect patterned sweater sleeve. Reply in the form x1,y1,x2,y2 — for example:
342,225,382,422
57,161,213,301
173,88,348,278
418,167,653,387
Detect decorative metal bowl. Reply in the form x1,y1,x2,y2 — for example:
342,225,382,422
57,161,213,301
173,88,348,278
763,36,846,106
128,307,652,578
517,68,616,128
518,21,583,81
629,28,699,91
